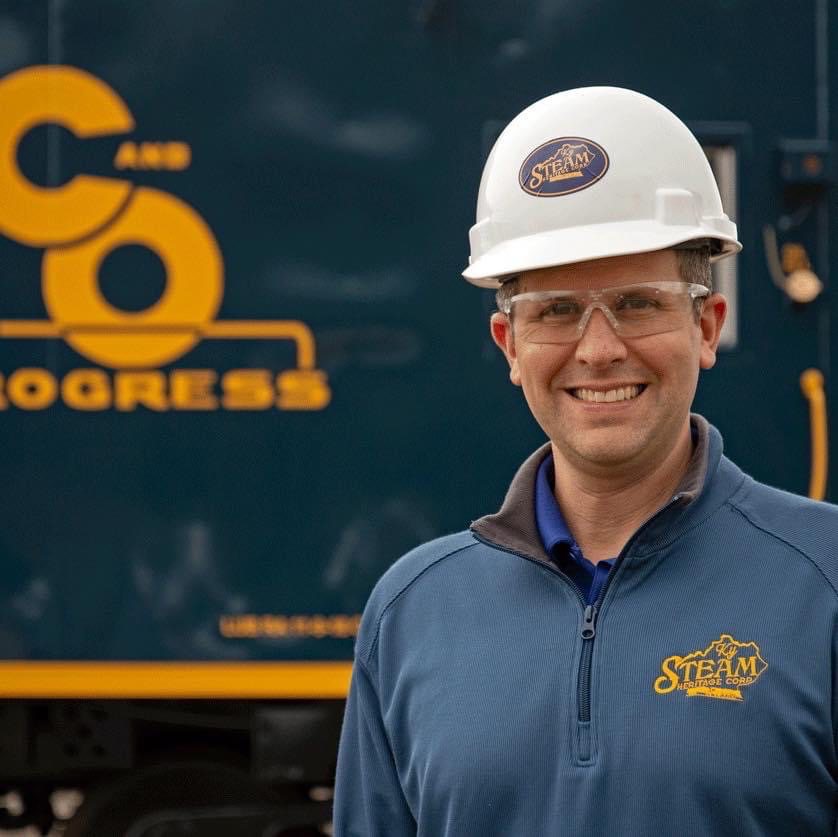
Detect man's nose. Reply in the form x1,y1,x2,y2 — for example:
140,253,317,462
573,307,628,365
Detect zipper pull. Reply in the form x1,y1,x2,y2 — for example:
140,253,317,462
581,605,598,640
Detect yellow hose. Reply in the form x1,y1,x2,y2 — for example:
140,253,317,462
800,369,828,501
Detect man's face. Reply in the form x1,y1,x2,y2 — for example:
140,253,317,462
490,249,727,476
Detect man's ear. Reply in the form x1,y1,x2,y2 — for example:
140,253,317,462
490,312,521,386
699,293,727,370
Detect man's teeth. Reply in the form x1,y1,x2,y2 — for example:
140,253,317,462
573,385,643,403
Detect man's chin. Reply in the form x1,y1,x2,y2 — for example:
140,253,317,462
553,430,649,471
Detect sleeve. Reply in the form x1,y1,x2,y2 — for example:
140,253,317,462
832,614,838,836
333,658,417,837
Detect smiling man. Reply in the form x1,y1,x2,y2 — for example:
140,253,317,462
489,248,726,565
334,88,838,836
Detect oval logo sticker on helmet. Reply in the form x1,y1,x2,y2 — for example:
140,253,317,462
519,137,609,197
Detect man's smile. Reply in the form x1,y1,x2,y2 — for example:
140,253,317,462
566,384,647,403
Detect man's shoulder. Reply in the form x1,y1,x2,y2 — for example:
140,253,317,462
730,470,838,591
369,530,480,607
732,471,838,533
354,530,482,661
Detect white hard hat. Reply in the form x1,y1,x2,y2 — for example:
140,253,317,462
463,87,742,288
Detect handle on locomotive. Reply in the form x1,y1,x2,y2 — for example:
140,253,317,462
800,368,828,501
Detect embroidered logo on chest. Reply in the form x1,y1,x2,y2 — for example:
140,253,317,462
653,634,767,701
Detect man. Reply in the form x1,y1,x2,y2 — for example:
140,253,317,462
334,88,838,835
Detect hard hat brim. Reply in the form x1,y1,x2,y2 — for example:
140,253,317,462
462,221,742,288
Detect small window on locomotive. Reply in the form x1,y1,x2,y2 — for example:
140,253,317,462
703,145,738,350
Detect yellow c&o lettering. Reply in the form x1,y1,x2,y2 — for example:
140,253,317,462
115,371,168,412
61,368,111,410
114,141,191,170
0,65,134,247
276,369,331,410
7,368,58,410
42,187,223,370
221,369,274,410
0,65,328,408
0,367,333,411
170,370,218,410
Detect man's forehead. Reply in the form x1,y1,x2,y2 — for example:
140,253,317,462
518,249,680,291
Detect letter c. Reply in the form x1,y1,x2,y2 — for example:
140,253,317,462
0,65,134,246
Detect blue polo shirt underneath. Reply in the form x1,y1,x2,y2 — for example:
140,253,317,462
535,454,614,605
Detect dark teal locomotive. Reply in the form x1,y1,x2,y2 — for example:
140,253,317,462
0,1,834,833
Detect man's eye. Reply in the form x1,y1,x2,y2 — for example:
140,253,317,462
617,295,659,311
541,301,580,318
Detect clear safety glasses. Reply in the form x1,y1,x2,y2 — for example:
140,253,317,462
499,281,710,344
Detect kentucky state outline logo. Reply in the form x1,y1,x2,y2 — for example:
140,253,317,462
653,634,767,702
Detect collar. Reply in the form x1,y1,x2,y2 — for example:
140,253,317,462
471,413,719,564
535,455,575,556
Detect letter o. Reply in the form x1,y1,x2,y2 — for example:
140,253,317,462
61,369,112,410
7,368,58,410
42,187,224,368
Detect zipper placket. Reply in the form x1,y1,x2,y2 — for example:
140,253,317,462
574,494,683,763
470,532,615,761
472,493,683,763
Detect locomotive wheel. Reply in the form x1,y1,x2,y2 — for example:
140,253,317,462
63,761,279,837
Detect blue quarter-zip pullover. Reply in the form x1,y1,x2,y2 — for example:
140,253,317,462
334,416,838,836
